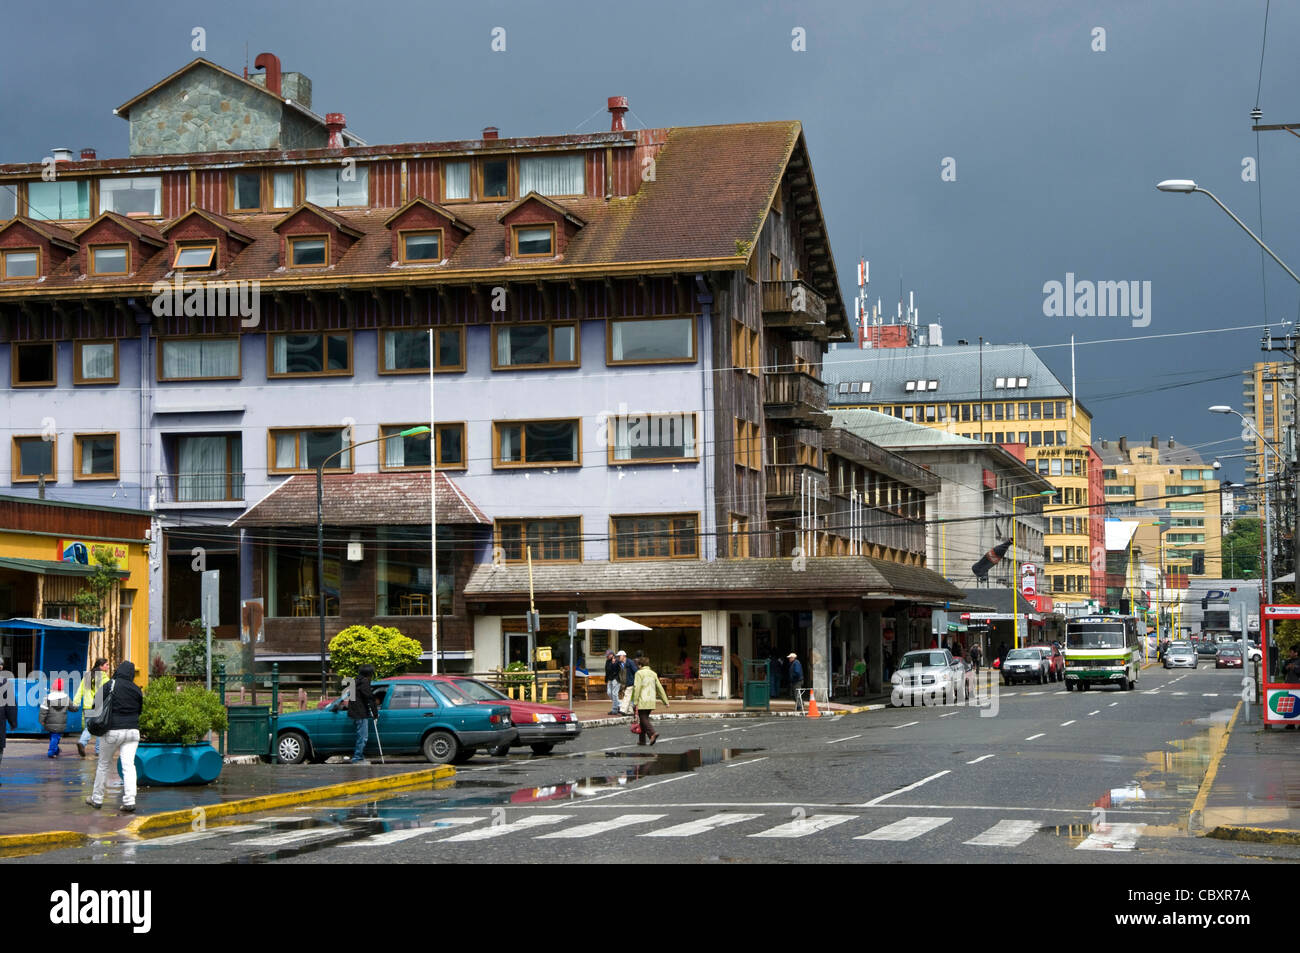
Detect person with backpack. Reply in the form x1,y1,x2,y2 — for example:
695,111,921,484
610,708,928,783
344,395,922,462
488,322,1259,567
39,678,72,758
86,661,144,813
348,664,379,764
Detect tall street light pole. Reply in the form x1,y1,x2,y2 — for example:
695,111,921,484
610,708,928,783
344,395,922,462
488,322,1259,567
1155,180,1300,287
1012,490,1056,650
316,426,431,694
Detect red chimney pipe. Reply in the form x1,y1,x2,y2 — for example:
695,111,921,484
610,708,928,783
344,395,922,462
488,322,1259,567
80,147,96,161
608,96,629,131
482,126,499,140
254,52,282,96
325,113,346,149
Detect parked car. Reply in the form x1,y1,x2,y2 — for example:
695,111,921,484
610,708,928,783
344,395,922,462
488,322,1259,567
275,676,517,765
1194,640,1220,660
1246,641,1263,663
890,649,971,705
1215,644,1244,669
1163,642,1197,669
432,674,581,755
1024,643,1065,682
1002,647,1051,685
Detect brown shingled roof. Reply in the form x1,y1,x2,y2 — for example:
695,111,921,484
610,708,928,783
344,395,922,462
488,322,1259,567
232,472,488,527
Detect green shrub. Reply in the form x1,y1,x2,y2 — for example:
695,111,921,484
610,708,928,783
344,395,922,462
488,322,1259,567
328,625,422,679
503,661,533,685
139,676,229,745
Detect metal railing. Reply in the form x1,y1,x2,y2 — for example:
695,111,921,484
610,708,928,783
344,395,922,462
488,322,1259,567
156,472,245,503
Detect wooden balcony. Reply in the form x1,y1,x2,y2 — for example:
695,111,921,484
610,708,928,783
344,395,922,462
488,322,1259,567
829,493,926,556
765,464,830,513
761,280,829,341
764,371,829,428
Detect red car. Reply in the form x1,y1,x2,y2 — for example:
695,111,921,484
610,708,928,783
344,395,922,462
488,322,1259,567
1024,643,1065,682
1215,644,1244,669
432,675,581,756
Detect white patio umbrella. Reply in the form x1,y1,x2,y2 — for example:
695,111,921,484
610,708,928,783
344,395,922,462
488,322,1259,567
575,614,652,714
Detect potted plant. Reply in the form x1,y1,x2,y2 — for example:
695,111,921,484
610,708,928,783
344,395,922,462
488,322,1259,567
129,676,229,785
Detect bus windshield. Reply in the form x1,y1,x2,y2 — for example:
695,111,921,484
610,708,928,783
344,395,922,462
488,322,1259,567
1066,624,1127,649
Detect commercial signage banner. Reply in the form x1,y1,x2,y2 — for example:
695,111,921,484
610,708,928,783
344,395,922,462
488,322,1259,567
57,539,129,573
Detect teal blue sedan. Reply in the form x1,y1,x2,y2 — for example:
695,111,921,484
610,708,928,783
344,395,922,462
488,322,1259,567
275,676,517,765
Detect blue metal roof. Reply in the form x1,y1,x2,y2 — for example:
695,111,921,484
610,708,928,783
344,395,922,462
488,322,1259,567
0,617,104,632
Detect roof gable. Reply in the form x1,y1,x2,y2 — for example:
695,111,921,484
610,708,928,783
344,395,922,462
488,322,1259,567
0,217,78,251
495,192,586,227
273,203,364,239
383,197,473,234
160,207,255,243
71,211,166,246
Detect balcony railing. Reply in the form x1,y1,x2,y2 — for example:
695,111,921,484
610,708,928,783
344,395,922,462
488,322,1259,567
763,371,829,427
156,472,246,504
829,494,926,555
765,465,830,509
761,279,828,340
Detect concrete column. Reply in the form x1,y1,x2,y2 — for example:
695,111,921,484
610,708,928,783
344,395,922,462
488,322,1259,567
810,609,829,701
866,610,883,693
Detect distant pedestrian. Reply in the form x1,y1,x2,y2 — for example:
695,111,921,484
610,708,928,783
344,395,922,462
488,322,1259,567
997,641,1008,666
970,644,983,673
39,678,71,758
86,662,143,813
631,656,669,745
1284,648,1300,684
347,664,379,764
0,657,16,786
616,650,637,713
679,653,695,679
788,652,805,712
73,657,110,758
604,651,621,715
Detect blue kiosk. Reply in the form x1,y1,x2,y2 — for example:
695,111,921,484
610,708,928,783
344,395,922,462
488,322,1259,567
0,618,104,735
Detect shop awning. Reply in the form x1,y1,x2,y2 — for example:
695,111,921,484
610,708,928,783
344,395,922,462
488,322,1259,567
0,617,104,632
0,557,128,580
232,472,490,527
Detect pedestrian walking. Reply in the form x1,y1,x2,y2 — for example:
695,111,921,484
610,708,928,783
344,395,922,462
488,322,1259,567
73,657,110,758
86,662,143,813
39,678,72,758
997,641,1008,666
0,657,16,786
630,656,669,745
347,664,379,764
616,650,637,713
604,650,621,715
787,652,805,713
970,644,983,673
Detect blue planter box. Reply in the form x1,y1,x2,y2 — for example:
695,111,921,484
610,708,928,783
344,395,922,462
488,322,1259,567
120,742,223,786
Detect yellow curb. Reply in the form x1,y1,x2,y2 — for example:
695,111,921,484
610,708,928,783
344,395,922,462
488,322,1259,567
125,765,455,835
1205,825,1300,846
0,830,90,852
1189,700,1242,832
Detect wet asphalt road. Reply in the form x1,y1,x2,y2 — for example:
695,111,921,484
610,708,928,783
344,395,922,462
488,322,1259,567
11,663,1294,865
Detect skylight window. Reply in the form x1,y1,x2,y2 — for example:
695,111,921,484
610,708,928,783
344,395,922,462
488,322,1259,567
905,381,916,392
927,380,939,390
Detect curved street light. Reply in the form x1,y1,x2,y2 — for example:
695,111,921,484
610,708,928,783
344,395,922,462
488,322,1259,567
1156,180,1300,287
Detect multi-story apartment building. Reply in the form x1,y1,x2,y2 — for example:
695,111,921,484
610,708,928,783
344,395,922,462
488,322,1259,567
0,53,963,698
1241,361,1293,518
1093,436,1223,582
825,343,1105,607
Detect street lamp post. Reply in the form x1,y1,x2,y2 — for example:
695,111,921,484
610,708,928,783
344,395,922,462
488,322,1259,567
1156,180,1300,287
1013,490,1056,650
316,426,431,694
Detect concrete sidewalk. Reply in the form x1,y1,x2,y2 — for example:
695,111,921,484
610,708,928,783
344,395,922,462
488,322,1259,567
1197,704,1300,845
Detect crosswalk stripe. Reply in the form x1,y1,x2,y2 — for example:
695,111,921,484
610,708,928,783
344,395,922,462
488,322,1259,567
140,824,263,847
1059,720,1075,727
341,827,433,847
439,815,572,842
1088,710,1100,716
535,814,666,839
1202,693,1219,697
235,828,343,848
1024,691,1046,696
964,820,1040,847
855,816,952,841
749,814,856,838
641,813,763,837
1025,733,1045,740
1077,823,1145,851
891,721,919,729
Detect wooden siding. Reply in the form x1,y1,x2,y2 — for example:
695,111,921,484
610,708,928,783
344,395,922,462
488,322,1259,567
0,498,149,540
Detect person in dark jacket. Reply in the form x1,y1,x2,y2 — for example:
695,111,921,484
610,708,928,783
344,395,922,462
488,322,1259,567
788,652,805,712
347,665,379,764
86,661,144,813
604,651,621,714
39,678,72,757
0,657,17,786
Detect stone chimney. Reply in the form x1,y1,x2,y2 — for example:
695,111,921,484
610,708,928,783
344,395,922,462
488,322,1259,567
1119,436,1128,454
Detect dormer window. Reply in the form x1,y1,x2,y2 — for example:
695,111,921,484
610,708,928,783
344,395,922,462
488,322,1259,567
173,241,217,270
0,248,38,279
89,244,129,276
400,230,441,264
513,224,555,257
288,236,327,267
98,176,161,217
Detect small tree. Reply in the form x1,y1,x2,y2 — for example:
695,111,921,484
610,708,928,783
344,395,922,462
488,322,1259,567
328,625,422,679
72,545,121,658
139,676,228,745
171,618,226,678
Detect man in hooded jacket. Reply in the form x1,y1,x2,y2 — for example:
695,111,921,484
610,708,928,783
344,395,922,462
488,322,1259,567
0,657,16,785
86,661,143,813
347,664,379,764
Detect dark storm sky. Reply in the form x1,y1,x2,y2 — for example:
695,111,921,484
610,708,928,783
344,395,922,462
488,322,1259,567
2,0,1296,478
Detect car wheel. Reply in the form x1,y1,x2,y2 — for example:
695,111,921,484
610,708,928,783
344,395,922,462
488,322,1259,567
529,743,556,755
277,731,309,765
1118,676,1129,691
422,730,460,765
451,747,476,765
489,744,512,757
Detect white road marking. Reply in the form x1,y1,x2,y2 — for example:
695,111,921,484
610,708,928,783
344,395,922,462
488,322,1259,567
939,712,959,718
535,814,666,839
1088,710,1101,716
640,813,763,837
1059,720,1076,727
1144,690,1161,694
966,755,995,765
826,735,861,745
1171,692,1188,696
577,773,693,803
1077,822,1146,851
1001,692,1018,696
1054,691,1068,695
725,757,768,768
439,815,572,842
856,816,952,841
139,824,263,847
964,819,1040,847
891,721,919,729
340,827,435,847
1109,702,1119,707
1202,693,1219,697
1024,691,1047,696
235,828,343,848
861,770,951,806
749,814,856,838
1025,733,1045,740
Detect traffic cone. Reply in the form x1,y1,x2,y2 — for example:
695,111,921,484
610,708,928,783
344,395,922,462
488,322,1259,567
806,692,820,718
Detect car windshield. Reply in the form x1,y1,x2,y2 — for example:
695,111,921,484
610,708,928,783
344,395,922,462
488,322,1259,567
1066,623,1128,649
900,652,947,667
1218,645,1242,655
451,678,510,702
427,681,476,706
1006,649,1039,660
